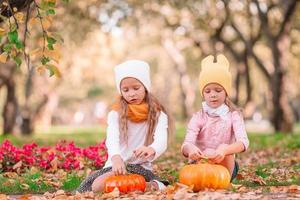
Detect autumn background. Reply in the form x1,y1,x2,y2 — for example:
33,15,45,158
0,0,299,199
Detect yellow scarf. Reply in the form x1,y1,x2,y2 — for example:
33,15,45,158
112,102,149,123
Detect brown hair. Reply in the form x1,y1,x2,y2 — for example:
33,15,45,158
116,92,174,146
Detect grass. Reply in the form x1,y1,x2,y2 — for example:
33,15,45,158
61,173,84,191
0,172,55,194
231,158,300,188
247,133,300,150
0,170,86,194
0,125,105,147
233,179,300,188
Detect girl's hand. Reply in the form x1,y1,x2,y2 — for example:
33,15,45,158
134,146,156,161
111,155,126,175
187,145,204,161
209,144,228,163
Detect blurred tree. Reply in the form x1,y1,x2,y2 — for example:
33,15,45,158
0,0,66,134
0,62,17,134
123,0,299,133
211,0,298,132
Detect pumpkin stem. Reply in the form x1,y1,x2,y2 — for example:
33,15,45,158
196,156,210,164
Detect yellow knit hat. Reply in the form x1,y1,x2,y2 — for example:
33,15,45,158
199,54,232,96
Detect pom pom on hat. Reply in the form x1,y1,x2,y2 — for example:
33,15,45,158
114,60,151,94
199,54,232,96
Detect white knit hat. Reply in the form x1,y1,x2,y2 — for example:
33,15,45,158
114,60,151,94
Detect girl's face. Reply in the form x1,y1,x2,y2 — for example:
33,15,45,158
120,77,146,104
203,83,226,108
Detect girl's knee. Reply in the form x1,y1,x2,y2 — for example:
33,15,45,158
220,155,235,175
222,155,235,167
91,171,114,193
218,144,229,149
224,154,234,161
91,179,102,192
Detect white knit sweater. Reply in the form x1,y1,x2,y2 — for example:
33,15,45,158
104,110,168,170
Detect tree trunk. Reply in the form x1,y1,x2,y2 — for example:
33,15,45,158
34,92,58,131
234,69,241,105
0,63,18,135
20,106,33,135
244,52,252,104
2,78,18,135
271,35,294,133
269,0,296,133
163,38,195,119
20,66,34,135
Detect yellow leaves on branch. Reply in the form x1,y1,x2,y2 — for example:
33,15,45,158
0,27,7,36
14,12,24,23
45,47,62,63
37,66,46,75
37,64,61,78
30,47,61,63
28,16,53,30
47,64,61,77
31,41,62,78
28,17,39,29
42,16,53,30
29,48,42,59
0,53,8,63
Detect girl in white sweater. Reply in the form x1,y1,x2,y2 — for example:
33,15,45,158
77,60,173,193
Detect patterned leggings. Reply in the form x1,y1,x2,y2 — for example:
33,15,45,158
76,164,167,193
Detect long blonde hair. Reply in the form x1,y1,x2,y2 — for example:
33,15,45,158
116,92,174,146
225,97,242,112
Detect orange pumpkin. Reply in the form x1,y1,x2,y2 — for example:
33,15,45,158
104,174,146,193
179,163,230,191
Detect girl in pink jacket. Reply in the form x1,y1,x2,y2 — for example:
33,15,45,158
181,54,249,182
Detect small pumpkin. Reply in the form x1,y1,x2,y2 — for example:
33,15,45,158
104,174,146,193
179,163,230,191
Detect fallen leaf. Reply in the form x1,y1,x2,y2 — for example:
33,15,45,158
53,195,69,200
0,194,8,200
101,187,120,198
3,172,19,178
164,185,176,195
50,157,58,172
29,166,39,174
253,176,266,185
288,184,299,193
43,192,54,198
83,191,94,199
18,195,31,200
0,53,8,63
20,183,30,190
237,186,249,192
55,169,67,179
55,190,65,196
173,189,195,200
45,180,61,188
235,173,244,180
13,160,23,170
231,183,243,190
